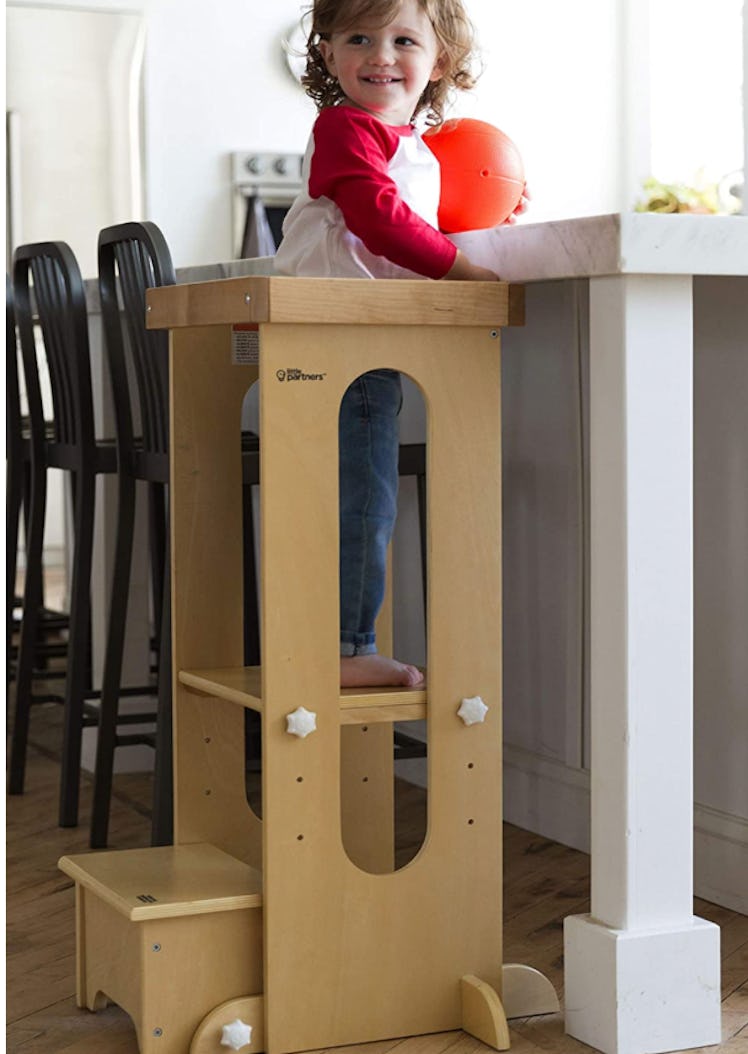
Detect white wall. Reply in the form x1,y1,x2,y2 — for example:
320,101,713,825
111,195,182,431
6,5,145,277
141,0,317,265
745,0,748,213
461,0,623,224
649,0,744,189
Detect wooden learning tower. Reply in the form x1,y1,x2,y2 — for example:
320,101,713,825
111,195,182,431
60,277,558,1054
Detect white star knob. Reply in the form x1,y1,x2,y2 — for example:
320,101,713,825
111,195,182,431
221,1017,253,1050
457,696,488,725
286,706,317,738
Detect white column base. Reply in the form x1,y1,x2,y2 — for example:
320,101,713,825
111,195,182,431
564,914,721,1054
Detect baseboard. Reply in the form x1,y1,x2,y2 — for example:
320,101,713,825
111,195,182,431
503,743,591,853
694,803,748,915
15,544,67,573
398,742,748,915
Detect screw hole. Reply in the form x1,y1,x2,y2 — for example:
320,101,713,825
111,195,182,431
468,818,475,825
204,789,211,796
362,776,369,783
296,776,304,783
362,726,369,732
467,762,474,769
297,834,304,841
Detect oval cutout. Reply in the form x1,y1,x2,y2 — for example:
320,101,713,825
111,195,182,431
339,372,428,873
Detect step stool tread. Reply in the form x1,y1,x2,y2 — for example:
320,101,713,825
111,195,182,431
58,843,262,921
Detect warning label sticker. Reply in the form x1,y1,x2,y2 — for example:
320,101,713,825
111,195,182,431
232,324,260,365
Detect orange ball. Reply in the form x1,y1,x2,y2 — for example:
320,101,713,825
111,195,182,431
424,118,525,233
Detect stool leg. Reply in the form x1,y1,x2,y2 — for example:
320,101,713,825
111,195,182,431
148,481,166,661
6,458,23,689
8,461,47,794
90,474,135,848
151,538,173,846
59,470,96,827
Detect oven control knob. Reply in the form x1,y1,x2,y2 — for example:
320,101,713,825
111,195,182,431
246,156,265,175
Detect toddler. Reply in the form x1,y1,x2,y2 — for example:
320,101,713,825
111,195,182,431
275,0,525,688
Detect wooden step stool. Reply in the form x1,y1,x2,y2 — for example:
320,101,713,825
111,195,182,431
58,843,263,1053
60,277,557,1054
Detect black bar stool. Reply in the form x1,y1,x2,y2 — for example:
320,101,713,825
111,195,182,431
93,220,262,847
9,243,120,818
92,221,175,848
6,276,69,694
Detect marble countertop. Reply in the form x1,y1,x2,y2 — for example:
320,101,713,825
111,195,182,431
83,213,747,313
188,213,747,285
451,212,748,282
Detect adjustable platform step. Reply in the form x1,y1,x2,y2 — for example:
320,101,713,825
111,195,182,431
178,665,428,724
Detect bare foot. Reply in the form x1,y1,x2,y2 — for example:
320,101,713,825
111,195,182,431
340,655,424,689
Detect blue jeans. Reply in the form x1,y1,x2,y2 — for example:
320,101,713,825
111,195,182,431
339,369,402,656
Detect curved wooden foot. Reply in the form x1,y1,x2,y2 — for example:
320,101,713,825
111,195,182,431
190,994,264,1053
461,975,510,1051
86,989,111,1012
501,963,560,1019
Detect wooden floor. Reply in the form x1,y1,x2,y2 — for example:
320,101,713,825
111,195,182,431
6,701,748,1054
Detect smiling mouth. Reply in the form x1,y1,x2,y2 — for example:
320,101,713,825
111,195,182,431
361,76,403,84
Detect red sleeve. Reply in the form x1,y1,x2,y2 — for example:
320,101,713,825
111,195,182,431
308,107,457,280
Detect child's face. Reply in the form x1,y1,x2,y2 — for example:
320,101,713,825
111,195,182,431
318,0,445,126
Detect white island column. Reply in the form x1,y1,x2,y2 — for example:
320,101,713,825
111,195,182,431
563,273,721,1054
451,213,744,1054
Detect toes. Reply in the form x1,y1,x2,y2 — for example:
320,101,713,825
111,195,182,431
402,664,424,686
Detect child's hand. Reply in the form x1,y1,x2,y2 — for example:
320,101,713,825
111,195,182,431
503,183,530,225
444,250,500,281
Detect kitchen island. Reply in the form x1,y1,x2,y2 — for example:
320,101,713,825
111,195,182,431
454,212,747,1053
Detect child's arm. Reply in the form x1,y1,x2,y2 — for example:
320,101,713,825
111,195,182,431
444,250,499,282
309,108,460,279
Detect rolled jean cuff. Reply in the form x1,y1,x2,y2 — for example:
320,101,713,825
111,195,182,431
340,634,378,657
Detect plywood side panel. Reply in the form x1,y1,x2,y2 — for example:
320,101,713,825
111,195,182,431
259,324,503,1053
169,325,261,858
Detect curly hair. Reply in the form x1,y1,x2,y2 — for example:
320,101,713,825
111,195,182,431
301,0,478,126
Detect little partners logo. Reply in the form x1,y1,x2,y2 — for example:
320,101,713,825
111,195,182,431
276,368,327,382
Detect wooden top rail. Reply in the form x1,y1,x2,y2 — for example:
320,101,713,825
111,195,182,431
145,275,524,330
